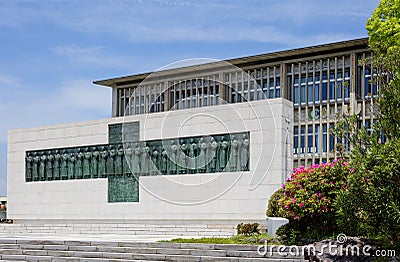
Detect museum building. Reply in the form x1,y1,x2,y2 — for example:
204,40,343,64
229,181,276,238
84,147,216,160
6,38,373,235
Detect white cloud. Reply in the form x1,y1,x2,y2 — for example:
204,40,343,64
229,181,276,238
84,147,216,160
51,46,103,56
51,45,144,71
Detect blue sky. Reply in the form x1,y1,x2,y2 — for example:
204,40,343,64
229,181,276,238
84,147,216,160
0,0,380,195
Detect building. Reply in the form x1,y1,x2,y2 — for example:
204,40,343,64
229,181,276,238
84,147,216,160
95,37,373,168
6,38,372,236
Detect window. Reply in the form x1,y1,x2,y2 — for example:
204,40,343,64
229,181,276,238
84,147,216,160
140,96,144,114
243,82,248,101
365,68,371,97
203,87,208,106
307,126,313,153
300,126,305,154
294,78,299,105
161,93,165,111
307,76,314,104
329,73,335,101
322,124,327,153
314,74,320,103
343,69,351,100
181,90,186,109
250,82,255,101
314,124,320,153
336,70,343,100
294,126,299,154
269,80,274,98
237,83,242,102
215,86,220,105
322,82,328,102
300,77,306,104
275,77,281,98
231,83,237,103
329,124,335,151
257,81,263,100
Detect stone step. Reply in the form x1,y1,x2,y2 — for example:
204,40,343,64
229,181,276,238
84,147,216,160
0,238,306,261
1,245,302,259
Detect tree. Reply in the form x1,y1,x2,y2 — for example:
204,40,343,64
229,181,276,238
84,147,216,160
334,0,400,247
366,0,400,140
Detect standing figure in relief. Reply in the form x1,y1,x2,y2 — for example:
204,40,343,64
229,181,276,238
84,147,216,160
198,138,208,173
240,134,250,171
32,153,40,181
140,143,149,175
107,145,116,176
151,147,160,175
207,137,218,173
100,147,108,178
83,147,92,178
236,136,243,171
169,141,178,174
53,150,61,180
178,140,188,174
132,143,141,174
124,144,132,176
39,152,46,181
115,145,124,176
161,148,168,175
46,151,54,180
68,152,75,179
91,147,99,178
75,149,83,179
229,136,238,172
61,150,68,180
217,138,228,172
25,152,33,182
188,138,197,174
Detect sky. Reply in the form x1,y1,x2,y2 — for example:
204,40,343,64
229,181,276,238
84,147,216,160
0,0,380,196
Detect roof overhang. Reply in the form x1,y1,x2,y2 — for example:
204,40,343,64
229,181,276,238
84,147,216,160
94,37,369,88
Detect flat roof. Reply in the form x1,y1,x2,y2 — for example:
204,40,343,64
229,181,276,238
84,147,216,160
94,37,369,88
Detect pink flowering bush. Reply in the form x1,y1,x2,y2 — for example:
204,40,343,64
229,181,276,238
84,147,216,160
277,159,355,242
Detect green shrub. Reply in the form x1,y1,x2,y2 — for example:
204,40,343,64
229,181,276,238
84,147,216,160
236,223,260,236
278,160,354,242
335,138,400,244
266,188,284,217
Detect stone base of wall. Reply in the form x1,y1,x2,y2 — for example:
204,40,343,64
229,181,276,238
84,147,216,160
0,219,267,237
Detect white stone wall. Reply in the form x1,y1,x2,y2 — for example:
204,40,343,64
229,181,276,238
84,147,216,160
7,98,292,222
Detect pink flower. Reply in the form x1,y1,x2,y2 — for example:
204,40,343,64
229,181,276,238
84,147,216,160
295,215,300,219
282,184,286,189
299,203,304,207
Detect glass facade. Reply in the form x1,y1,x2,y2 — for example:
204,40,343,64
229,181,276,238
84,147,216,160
105,39,373,168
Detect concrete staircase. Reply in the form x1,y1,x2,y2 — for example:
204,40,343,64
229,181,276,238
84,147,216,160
0,221,241,238
0,238,306,262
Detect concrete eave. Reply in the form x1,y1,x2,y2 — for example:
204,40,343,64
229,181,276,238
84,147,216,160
93,37,369,88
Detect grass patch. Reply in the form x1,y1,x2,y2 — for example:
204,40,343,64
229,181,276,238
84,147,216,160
161,233,280,245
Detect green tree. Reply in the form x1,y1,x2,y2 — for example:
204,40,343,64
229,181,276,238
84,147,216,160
366,0,400,140
334,0,400,247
